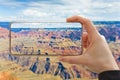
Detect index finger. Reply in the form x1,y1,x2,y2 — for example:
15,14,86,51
66,15,99,37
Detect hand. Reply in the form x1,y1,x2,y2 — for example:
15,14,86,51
59,15,119,73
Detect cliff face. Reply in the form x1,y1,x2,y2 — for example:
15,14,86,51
0,27,9,38
97,26,120,42
0,22,120,80
0,27,17,38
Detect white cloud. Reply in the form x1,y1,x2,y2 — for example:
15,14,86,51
0,0,25,7
22,8,49,17
0,0,120,21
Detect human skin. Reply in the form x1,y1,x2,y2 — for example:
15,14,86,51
59,15,120,74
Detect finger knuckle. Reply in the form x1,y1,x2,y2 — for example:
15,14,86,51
74,15,81,22
84,18,91,24
97,35,107,42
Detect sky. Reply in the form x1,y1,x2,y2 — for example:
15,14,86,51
0,0,120,21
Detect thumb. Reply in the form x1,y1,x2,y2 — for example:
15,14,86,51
59,55,87,65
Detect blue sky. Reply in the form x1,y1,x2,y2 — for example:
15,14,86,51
0,0,120,21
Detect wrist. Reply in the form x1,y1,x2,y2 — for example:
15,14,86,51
99,64,120,73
